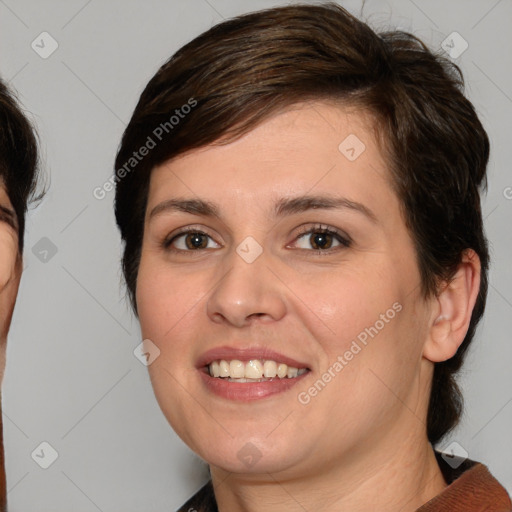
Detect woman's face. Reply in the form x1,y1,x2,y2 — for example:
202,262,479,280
136,101,436,477
0,183,21,383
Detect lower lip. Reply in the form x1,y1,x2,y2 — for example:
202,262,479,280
199,370,309,401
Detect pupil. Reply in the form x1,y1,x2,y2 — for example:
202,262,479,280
312,233,331,249
187,233,206,249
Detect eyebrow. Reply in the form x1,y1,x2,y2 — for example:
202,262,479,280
149,194,378,223
0,205,18,231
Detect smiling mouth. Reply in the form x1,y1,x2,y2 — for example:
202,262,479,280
206,359,309,382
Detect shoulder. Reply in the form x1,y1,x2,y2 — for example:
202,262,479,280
416,451,512,511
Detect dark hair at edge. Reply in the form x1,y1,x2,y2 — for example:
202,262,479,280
0,77,42,253
114,2,490,445
0,77,42,512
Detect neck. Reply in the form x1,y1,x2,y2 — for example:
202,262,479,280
211,432,446,512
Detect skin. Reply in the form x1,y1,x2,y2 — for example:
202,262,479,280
136,101,480,511
0,182,22,510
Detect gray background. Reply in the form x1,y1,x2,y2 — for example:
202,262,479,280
1,0,511,510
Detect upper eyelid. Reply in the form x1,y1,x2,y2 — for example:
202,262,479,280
295,223,350,240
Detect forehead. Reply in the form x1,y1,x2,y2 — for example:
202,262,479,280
147,101,393,214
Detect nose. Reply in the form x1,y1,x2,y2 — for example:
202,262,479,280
206,244,287,328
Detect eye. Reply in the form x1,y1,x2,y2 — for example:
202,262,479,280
0,206,17,231
162,223,351,254
163,227,220,252
290,224,351,253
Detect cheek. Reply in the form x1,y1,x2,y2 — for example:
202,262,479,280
308,265,420,402
137,269,179,342
312,267,401,349
135,256,207,352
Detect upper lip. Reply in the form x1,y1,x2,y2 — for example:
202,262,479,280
197,346,310,369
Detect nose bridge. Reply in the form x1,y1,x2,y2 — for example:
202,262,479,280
206,234,287,326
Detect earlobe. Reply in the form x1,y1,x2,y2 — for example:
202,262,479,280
423,249,481,363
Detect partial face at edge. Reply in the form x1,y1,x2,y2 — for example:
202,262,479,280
135,101,436,477
0,183,21,384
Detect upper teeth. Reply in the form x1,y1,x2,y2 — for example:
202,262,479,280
208,359,307,379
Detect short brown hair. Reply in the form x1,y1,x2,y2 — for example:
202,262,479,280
114,2,490,444
0,77,41,252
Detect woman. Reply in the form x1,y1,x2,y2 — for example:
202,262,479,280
114,3,511,510
0,77,41,511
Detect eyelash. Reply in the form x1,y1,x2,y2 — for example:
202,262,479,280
162,223,351,255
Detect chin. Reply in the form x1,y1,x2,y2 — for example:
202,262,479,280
191,434,306,475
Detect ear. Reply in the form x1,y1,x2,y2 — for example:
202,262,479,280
423,249,481,363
